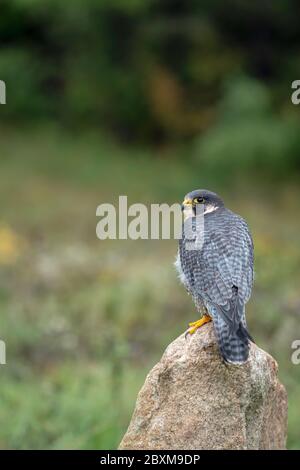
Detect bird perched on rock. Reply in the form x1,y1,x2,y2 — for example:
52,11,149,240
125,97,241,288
175,189,254,364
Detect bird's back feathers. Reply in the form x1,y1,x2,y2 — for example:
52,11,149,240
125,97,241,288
178,205,254,364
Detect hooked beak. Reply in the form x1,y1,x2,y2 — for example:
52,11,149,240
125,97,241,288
181,198,194,220
181,198,193,211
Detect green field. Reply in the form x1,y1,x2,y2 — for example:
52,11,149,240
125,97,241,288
0,126,299,449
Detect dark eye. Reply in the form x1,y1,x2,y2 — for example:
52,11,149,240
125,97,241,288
195,197,205,204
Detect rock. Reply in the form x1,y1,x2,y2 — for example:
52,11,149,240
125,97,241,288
119,322,287,450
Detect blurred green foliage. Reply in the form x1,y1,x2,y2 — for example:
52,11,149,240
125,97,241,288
0,0,300,451
1,0,300,143
196,78,300,177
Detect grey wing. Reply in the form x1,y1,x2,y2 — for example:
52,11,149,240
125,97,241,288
193,215,254,332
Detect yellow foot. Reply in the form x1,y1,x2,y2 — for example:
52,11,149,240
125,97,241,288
188,314,211,334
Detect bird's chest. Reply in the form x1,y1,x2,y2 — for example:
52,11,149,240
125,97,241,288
174,251,189,287
175,248,199,294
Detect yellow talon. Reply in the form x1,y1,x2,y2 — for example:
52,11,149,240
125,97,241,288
188,314,211,334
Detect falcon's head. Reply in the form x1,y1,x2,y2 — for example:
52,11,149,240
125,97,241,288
181,189,224,219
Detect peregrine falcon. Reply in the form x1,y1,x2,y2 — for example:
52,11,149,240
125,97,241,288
175,189,254,364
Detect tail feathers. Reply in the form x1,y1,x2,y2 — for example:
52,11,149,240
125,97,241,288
237,323,255,343
213,314,251,364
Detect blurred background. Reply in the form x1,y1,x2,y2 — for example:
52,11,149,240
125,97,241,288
0,0,300,449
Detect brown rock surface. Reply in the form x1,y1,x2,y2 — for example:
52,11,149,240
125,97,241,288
119,322,287,450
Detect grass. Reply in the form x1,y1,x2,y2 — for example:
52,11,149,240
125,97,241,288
0,125,299,449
